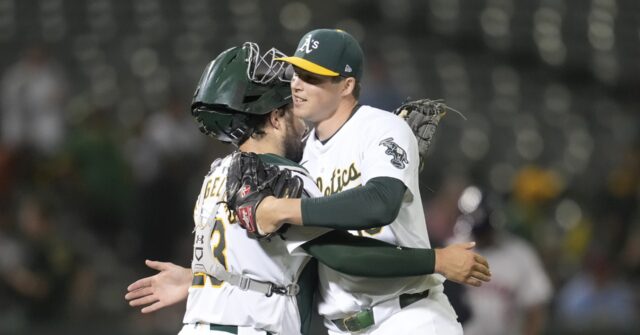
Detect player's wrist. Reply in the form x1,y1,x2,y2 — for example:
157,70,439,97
278,198,303,226
180,266,193,283
434,248,444,275
256,196,278,232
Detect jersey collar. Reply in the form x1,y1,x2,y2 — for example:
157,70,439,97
316,104,362,146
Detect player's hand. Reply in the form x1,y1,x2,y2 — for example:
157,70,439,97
125,260,192,313
255,196,285,234
434,242,491,287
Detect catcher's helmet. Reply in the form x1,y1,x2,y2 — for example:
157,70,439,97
191,42,293,145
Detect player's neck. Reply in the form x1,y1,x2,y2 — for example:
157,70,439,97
314,98,358,141
239,137,284,157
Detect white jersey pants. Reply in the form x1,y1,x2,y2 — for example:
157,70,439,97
178,323,274,335
328,290,463,335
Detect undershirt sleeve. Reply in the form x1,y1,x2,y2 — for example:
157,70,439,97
300,176,407,230
301,230,435,277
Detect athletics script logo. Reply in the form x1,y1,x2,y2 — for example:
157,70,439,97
379,137,409,169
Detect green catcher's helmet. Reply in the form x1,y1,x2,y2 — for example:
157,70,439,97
191,42,293,145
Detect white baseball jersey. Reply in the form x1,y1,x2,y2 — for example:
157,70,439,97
301,105,447,326
182,153,327,335
463,233,552,335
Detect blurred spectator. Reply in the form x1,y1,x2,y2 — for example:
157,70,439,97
555,247,638,334
453,186,553,335
126,99,206,261
507,165,564,241
0,145,13,202
1,45,67,156
127,98,205,184
424,175,468,247
0,195,80,330
622,218,640,277
62,109,132,247
423,176,474,324
0,202,28,333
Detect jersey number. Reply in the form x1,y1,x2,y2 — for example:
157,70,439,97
192,218,228,287
210,218,227,286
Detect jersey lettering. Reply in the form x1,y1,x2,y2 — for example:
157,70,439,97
204,176,227,199
315,163,361,196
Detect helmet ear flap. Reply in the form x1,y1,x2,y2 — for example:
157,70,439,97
192,106,255,145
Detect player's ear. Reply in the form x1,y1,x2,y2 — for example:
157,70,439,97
268,108,285,130
340,77,356,98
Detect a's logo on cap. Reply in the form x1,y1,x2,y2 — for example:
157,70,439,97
298,35,320,54
345,64,352,73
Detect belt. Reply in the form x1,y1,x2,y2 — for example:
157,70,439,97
209,324,238,334
331,290,430,333
189,323,274,334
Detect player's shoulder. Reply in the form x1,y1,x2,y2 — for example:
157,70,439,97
258,154,320,198
357,105,394,120
206,155,231,175
258,154,309,174
356,105,411,132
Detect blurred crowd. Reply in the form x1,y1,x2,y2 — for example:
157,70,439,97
1,1,640,334
0,44,218,334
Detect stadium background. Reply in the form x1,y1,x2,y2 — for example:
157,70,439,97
0,0,638,334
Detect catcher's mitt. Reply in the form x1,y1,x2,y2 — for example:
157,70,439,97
393,99,458,171
225,152,303,238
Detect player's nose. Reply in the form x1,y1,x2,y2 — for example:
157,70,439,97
291,73,303,91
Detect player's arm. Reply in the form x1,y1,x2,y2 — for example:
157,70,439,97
301,230,491,286
256,120,419,234
257,176,406,232
125,260,192,313
302,176,406,229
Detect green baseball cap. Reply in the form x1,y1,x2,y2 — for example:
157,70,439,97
276,29,363,80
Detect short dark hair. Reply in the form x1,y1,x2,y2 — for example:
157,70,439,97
331,76,360,99
237,104,290,145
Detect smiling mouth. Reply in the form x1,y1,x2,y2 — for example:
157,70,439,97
293,96,307,104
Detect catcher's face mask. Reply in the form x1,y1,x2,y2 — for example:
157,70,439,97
191,42,293,144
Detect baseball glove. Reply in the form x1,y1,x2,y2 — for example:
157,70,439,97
393,99,455,171
225,152,303,238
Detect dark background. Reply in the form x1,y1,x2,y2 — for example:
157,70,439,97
0,0,638,334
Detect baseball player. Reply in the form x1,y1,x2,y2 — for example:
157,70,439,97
454,186,552,335
126,43,489,335
233,29,472,334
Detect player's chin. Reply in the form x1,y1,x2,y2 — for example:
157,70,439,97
284,140,304,163
292,103,310,119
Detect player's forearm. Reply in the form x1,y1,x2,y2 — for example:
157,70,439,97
302,230,435,277
300,177,406,230
257,197,303,234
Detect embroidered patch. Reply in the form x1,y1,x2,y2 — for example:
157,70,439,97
379,137,409,169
